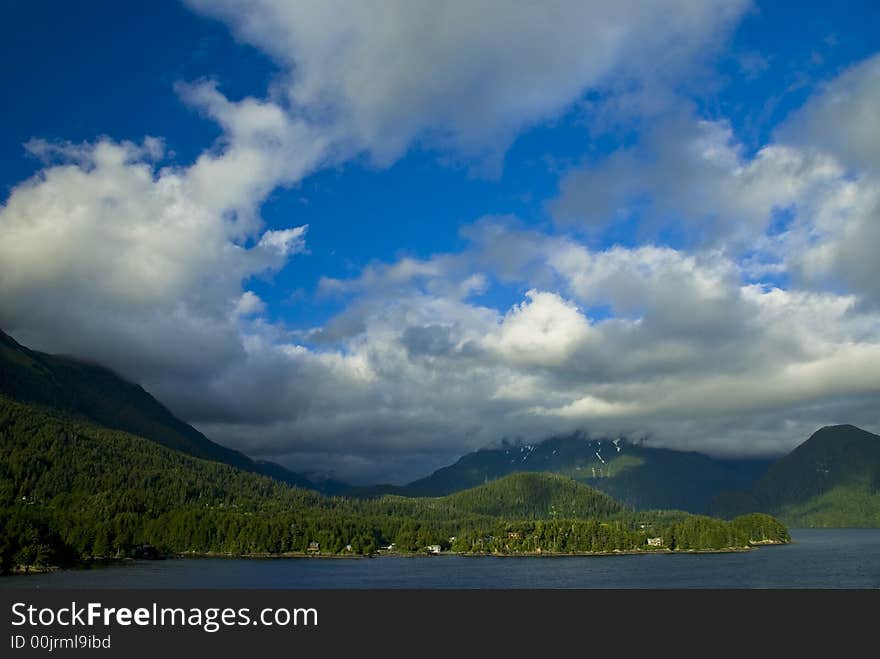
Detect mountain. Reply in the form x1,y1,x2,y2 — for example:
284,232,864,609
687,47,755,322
0,328,342,493
0,394,788,571
442,472,626,520
711,425,880,527
352,472,628,525
0,327,794,573
350,434,772,513
1,328,777,509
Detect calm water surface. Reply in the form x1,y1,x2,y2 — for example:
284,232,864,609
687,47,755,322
3,529,879,589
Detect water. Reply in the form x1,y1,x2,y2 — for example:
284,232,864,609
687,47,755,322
3,529,879,588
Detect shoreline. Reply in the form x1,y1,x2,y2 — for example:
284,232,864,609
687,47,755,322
171,542,785,560
3,540,789,576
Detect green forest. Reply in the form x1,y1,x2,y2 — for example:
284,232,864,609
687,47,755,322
0,395,789,573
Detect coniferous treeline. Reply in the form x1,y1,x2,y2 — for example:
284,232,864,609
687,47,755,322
0,396,789,573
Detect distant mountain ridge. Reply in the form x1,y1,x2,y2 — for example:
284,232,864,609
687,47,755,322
0,328,343,494
0,328,771,508
711,424,880,527
3,328,877,527
442,471,626,520
349,433,773,513
0,395,789,572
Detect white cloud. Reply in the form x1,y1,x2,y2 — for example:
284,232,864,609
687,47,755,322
552,110,845,247
258,226,309,255
3,137,878,481
773,56,880,307
167,221,880,482
3,4,879,484
235,291,267,316
0,113,322,380
787,177,880,306
553,54,880,310
778,54,880,174
176,81,332,229
485,290,592,368
186,0,748,165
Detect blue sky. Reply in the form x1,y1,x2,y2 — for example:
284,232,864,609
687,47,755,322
1,1,879,482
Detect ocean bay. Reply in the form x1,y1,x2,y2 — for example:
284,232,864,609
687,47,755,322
5,529,878,589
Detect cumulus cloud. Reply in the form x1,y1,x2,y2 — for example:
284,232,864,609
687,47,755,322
774,56,880,307
552,109,845,247
0,88,324,381
2,4,879,484
235,291,268,317
116,209,874,482
777,54,880,174
185,222,880,482
3,130,879,481
486,290,592,368
186,0,748,165
553,56,880,308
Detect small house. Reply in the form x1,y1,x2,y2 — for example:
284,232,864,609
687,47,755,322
426,544,442,554
647,537,663,547
307,541,320,552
